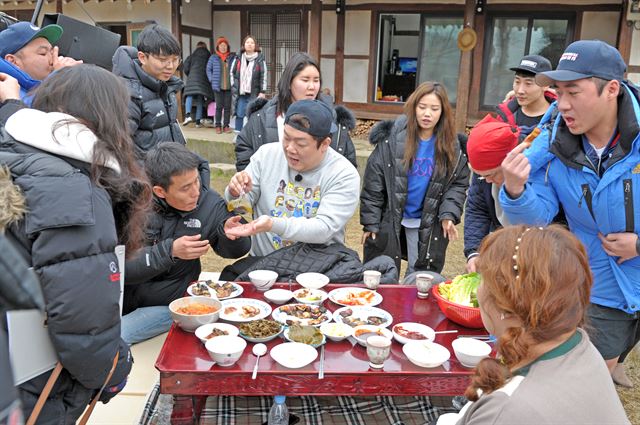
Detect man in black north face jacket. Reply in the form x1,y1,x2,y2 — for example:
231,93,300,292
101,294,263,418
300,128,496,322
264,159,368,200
123,143,251,344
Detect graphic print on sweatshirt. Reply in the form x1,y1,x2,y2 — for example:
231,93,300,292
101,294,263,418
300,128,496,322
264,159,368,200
270,179,321,250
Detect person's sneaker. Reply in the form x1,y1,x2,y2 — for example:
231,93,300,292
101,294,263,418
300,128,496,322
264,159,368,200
195,120,202,128
612,363,634,388
223,126,232,133
182,116,193,126
215,127,222,134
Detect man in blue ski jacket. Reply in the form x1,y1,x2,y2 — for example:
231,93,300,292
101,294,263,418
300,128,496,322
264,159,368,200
500,40,640,388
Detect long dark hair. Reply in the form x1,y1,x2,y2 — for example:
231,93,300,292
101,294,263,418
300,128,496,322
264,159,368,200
403,82,456,175
276,52,321,115
31,65,152,256
466,225,591,401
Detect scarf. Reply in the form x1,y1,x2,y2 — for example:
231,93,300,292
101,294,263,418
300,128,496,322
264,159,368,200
216,50,230,63
240,52,258,95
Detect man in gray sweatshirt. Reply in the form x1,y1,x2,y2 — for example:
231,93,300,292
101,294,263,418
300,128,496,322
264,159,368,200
224,99,360,255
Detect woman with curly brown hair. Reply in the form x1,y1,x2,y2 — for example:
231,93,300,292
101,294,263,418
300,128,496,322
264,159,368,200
442,225,629,425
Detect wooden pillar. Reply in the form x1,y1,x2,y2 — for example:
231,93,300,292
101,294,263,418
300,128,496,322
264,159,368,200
335,11,345,104
171,0,182,42
454,0,476,132
309,0,322,62
618,0,633,65
56,0,62,13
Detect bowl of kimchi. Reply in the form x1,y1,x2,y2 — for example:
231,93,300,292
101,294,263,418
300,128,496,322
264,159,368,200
168,296,222,332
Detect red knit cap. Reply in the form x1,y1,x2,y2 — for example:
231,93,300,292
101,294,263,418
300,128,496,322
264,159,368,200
216,36,230,50
467,114,520,172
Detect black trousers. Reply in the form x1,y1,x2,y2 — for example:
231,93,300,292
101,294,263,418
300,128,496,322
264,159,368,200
214,89,232,127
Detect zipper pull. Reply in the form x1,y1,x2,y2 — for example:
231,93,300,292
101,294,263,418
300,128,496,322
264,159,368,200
578,185,587,208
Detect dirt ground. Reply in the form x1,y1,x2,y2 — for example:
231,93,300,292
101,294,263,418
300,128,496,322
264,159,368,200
202,174,639,424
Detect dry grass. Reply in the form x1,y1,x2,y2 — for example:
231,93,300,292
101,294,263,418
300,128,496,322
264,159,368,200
202,174,639,424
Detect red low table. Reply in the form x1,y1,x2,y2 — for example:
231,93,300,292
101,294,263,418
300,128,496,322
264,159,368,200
156,283,486,422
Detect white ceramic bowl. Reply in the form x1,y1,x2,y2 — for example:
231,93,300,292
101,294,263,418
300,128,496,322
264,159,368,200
205,335,247,367
293,288,328,305
352,325,393,347
295,272,330,290
168,296,222,332
248,270,278,292
452,337,492,368
403,341,451,368
195,323,239,344
392,322,436,345
263,289,293,305
270,342,318,368
320,322,353,342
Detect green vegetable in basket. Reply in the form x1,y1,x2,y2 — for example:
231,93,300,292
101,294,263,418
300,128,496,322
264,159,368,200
288,324,323,345
438,272,481,307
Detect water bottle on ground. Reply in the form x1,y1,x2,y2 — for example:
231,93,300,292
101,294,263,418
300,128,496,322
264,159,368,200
268,395,289,425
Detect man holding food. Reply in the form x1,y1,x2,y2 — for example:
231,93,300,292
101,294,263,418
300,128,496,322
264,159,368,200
122,143,251,345
500,40,640,387
223,99,360,255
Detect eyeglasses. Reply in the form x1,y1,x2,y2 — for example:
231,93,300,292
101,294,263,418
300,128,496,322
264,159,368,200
148,54,182,67
477,170,500,181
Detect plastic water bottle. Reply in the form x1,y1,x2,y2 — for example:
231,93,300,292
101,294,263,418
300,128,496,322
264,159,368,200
268,395,289,425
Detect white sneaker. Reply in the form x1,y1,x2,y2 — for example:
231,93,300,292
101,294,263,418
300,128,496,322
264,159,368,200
182,116,193,126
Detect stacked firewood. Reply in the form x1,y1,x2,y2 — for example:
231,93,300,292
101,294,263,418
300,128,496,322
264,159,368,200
350,119,377,139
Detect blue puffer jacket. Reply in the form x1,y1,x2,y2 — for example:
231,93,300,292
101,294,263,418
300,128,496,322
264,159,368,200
500,82,640,314
206,53,236,92
0,59,40,105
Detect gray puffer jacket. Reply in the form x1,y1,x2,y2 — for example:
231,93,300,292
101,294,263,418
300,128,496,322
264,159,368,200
0,109,132,424
112,46,185,154
360,117,470,273
235,95,357,171
0,167,44,425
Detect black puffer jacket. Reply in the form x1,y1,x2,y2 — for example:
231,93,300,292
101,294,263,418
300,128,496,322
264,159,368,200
231,52,267,109
183,46,214,100
234,242,398,284
112,46,185,154
124,185,251,311
235,95,357,171
0,112,132,423
360,117,470,273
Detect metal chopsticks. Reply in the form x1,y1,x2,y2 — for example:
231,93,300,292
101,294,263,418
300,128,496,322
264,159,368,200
318,345,325,379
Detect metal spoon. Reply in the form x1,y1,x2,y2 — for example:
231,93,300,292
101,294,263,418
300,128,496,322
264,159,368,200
251,343,267,380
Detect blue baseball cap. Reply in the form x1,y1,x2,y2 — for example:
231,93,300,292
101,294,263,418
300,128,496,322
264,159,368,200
536,40,626,87
0,22,63,58
285,99,337,138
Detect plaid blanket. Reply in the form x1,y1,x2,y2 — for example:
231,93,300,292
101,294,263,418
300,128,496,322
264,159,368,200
139,382,457,425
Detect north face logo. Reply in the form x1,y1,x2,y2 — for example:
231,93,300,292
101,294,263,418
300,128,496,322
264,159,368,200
184,218,201,228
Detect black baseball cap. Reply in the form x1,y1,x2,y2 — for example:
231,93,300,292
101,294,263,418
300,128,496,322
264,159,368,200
284,99,337,138
536,40,626,87
510,55,552,75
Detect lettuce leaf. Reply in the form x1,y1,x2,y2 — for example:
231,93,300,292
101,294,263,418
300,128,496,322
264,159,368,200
439,272,481,307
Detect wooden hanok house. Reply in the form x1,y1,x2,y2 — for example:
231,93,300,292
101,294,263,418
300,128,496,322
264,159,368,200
1,0,638,129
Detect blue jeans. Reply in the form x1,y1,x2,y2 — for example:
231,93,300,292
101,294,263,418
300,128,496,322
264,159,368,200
185,95,204,121
235,94,250,131
121,306,173,345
